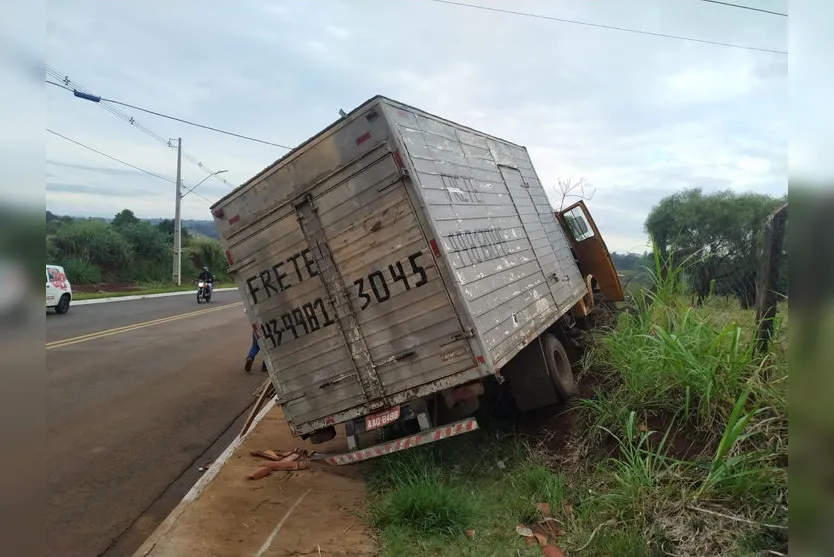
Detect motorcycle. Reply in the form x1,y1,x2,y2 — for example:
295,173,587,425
196,280,213,303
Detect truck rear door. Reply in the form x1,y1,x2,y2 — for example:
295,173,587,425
226,144,475,432
556,201,624,302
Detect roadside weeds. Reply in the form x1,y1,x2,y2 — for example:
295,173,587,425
365,259,788,557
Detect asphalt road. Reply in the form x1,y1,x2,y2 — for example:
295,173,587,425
46,291,266,557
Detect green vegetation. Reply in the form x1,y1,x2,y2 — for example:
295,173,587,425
368,431,568,556
46,209,229,285
610,251,654,294
72,283,204,300
366,189,789,555
367,250,788,556
645,188,787,307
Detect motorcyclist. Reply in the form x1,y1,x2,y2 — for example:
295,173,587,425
197,266,215,295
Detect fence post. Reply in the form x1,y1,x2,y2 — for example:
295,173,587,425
756,203,788,353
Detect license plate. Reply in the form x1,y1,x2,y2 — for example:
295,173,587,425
365,406,401,431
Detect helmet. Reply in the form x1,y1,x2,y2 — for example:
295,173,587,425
203,266,209,272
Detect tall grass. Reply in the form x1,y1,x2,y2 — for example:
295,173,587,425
574,246,788,554
366,246,788,556
581,247,787,443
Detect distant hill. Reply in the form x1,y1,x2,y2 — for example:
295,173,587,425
46,211,220,239
145,218,220,239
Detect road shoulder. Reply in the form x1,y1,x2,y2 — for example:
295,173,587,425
133,402,376,557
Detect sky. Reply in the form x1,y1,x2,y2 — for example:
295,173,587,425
45,0,788,254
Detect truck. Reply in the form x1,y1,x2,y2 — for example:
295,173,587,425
210,95,623,465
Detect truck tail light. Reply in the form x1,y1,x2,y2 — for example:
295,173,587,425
429,239,441,257
225,250,234,265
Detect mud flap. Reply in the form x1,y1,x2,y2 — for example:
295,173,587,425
322,418,479,465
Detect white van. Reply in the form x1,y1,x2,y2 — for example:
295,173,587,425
46,264,73,314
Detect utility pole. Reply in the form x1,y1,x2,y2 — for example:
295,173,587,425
172,137,183,285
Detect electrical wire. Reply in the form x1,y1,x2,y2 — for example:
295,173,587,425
46,66,234,189
47,128,213,203
425,0,787,54
101,98,293,149
47,128,174,184
45,78,291,148
695,0,787,17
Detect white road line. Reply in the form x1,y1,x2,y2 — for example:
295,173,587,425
253,488,312,557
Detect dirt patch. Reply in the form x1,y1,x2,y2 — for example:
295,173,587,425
644,412,714,461
74,282,143,294
136,406,377,557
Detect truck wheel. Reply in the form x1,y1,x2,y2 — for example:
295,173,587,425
55,294,71,314
542,333,576,401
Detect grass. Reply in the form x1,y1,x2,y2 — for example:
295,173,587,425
73,282,229,300
367,432,571,556
366,250,788,556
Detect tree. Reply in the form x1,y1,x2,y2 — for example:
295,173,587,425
156,218,191,243
112,209,140,229
645,189,783,307
46,208,228,285
118,221,172,282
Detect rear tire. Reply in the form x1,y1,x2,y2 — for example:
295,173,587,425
541,333,576,401
55,294,71,314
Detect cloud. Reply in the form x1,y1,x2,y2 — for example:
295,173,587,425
44,0,788,252
46,183,155,198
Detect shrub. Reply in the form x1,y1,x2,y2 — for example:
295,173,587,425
62,258,103,285
186,237,229,278
50,220,133,281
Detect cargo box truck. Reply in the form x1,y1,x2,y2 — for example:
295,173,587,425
210,96,622,465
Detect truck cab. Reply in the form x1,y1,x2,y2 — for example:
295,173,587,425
555,201,624,317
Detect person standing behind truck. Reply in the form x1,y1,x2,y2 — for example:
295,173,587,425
245,331,267,373
243,308,267,373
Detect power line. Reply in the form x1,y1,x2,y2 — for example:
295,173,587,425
103,98,293,149
46,128,213,203
425,0,787,54
47,128,174,184
695,0,787,17
46,66,234,189
46,79,292,149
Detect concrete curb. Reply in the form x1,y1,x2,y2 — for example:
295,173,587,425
132,397,277,557
73,287,237,306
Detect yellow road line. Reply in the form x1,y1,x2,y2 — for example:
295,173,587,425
46,301,243,350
